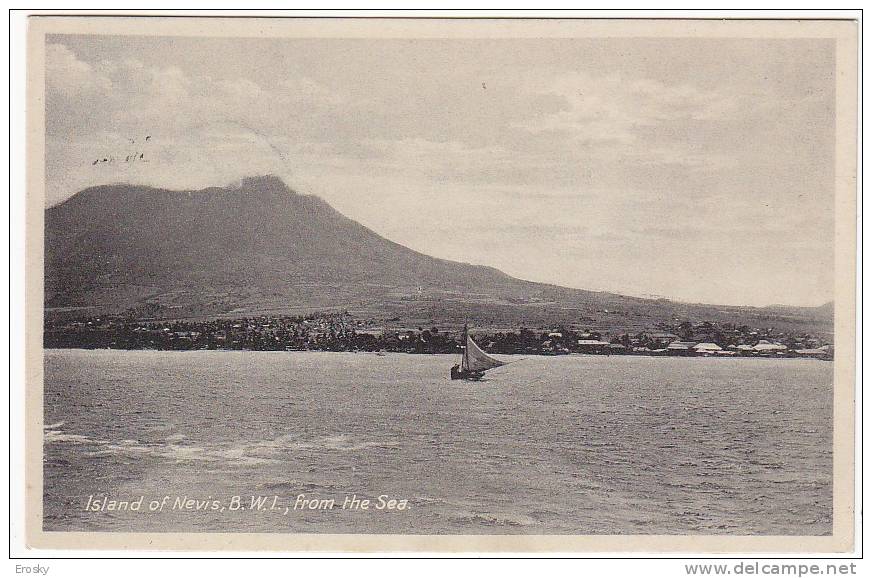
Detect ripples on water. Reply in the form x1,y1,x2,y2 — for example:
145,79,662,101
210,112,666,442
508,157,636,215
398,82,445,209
43,350,832,534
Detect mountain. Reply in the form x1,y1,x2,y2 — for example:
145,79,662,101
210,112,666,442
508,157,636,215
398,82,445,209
45,176,832,336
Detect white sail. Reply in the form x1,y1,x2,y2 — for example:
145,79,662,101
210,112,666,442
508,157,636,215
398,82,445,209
462,334,505,373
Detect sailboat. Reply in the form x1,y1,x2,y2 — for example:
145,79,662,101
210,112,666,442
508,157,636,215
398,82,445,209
450,326,506,380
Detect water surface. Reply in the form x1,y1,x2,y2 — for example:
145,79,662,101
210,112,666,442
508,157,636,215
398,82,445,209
43,350,832,534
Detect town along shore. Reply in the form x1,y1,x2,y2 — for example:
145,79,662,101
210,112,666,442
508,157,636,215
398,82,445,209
44,312,833,360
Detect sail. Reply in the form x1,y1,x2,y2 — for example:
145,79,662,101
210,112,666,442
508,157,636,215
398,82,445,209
463,334,505,373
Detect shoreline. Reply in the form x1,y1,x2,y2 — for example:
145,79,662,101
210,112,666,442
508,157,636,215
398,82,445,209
41,347,833,361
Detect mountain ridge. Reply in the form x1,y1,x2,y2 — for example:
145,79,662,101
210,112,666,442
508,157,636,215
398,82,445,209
45,176,833,336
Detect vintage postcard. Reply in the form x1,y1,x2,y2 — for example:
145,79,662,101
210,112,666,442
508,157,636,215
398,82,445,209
23,15,858,553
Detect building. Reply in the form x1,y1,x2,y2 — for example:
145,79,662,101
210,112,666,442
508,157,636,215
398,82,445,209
576,339,609,354
794,347,829,358
666,341,696,355
753,340,788,355
693,342,722,355
644,332,679,348
355,328,385,337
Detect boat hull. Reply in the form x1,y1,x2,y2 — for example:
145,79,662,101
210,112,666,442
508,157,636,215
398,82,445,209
450,366,484,380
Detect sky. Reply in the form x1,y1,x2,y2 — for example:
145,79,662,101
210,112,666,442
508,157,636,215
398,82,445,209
44,34,836,307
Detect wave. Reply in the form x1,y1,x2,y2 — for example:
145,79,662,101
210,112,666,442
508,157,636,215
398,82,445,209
447,509,539,528
416,495,540,529
44,423,103,445
250,433,400,453
45,427,399,467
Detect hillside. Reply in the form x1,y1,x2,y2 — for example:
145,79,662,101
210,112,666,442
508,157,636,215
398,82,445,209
45,176,833,337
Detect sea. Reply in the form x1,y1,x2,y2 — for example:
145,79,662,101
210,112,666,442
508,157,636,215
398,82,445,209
43,349,833,535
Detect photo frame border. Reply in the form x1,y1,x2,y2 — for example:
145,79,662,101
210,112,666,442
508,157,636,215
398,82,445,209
20,14,860,554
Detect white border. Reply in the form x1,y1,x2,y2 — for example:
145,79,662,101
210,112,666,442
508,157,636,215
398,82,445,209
6,6,863,569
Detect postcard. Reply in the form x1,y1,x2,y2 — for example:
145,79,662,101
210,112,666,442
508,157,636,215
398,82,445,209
23,15,858,553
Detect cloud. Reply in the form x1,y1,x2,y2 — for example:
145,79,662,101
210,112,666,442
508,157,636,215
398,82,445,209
277,77,343,106
507,70,760,175
46,43,112,97
46,44,343,140
41,37,836,306
44,43,357,197
43,42,753,200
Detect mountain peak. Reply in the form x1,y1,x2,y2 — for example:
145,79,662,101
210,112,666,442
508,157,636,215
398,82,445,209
43,179,833,337
238,174,291,192
44,178,521,316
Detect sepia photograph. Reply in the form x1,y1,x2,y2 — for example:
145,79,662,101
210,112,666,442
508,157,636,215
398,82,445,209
20,14,858,554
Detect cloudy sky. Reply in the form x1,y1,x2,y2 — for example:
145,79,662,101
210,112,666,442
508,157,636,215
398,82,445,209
44,34,835,307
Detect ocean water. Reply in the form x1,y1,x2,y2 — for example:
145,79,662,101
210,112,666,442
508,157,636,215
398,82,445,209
43,350,832,535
